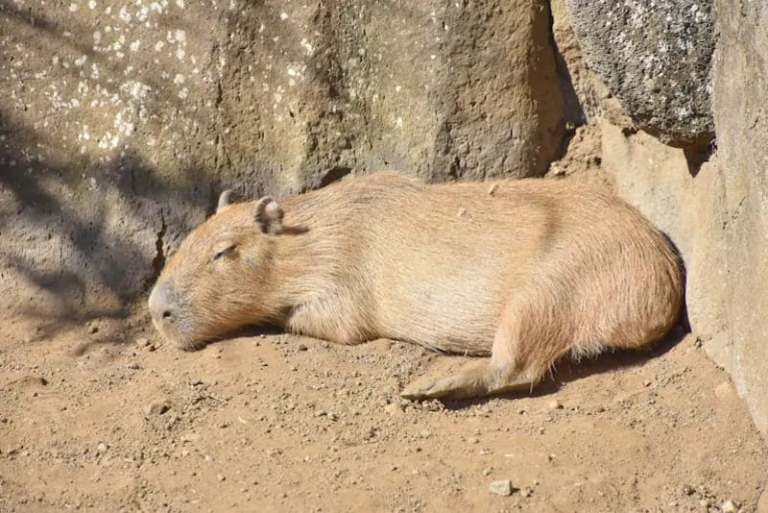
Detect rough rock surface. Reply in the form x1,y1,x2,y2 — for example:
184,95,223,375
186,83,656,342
565,0,715,147
550,0,631,129
710,0,768,435
0,0,564,318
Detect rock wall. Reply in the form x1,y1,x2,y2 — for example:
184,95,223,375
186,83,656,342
554,0,767,435
0,0,565,321
709,0,768,435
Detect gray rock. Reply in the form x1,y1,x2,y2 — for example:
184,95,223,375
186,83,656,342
488,480,513,497
565,0,715,146
550,0,631,129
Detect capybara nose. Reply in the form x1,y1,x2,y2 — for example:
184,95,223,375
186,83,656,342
148,280,177,324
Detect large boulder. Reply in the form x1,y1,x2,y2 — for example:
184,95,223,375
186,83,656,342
0,1,565,320
565,0,715,147
709,0,768,435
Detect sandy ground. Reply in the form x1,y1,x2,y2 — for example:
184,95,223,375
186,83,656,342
0,309,766,513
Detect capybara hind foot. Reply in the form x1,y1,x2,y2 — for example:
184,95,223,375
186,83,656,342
401,363,533,401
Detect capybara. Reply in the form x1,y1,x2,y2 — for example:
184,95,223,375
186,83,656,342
148,172,683,400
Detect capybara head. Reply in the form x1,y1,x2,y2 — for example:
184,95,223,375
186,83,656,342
148,191,285,350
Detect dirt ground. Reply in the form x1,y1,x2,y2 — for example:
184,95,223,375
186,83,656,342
2,129,767,512
1,308,766,513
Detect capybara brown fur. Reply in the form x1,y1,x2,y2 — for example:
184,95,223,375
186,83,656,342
148,172,683,400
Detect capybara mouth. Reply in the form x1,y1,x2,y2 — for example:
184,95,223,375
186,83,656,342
150,317,210,352
173,324,282,351
158,323,272,352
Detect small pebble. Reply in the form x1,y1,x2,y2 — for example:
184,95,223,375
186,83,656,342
721,500,737,513
217,474,226,482
548,399,563,410
488,480,513,497
145,401,171,416
297,343,308,351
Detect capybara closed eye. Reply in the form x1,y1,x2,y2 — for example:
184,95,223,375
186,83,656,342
149,172,683,400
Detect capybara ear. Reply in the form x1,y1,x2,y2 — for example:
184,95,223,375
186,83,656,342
255,197,284,234
217,190,234,212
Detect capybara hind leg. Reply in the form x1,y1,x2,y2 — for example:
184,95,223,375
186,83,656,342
399,361,534,400
401,291,569,401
